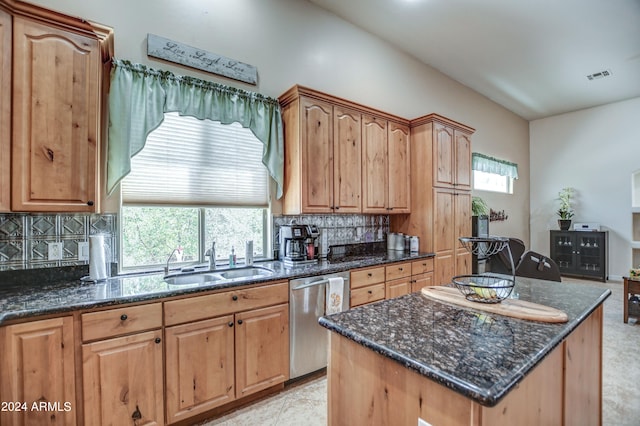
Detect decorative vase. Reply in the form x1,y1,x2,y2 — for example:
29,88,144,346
558,219,572,231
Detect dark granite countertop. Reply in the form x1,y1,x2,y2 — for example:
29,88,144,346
319,277,610,407
0,251,433,324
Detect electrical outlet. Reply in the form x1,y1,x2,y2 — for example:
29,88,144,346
48,242,64,261
78,242,89,261
418,418,432,426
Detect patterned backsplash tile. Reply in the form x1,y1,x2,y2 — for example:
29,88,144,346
0,213,117,271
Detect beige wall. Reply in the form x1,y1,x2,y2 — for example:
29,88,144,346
32,0,530,243
530,97,640,280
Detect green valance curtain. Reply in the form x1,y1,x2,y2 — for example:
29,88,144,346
107,59,284,199
472,152,519,179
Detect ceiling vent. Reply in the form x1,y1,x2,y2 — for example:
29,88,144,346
586,69,612,81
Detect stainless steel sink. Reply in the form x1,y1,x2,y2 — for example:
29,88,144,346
164,273,223,286
217,266,274,280
163,266,274,286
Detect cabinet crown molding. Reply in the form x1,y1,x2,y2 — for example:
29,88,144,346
0,0,113,61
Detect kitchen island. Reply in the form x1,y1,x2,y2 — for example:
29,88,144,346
319,277,610,426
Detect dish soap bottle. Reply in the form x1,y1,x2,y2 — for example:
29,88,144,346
229,246,236,268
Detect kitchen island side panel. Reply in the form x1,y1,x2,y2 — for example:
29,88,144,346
327,305,603,426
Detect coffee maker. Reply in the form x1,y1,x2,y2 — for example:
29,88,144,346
279,224,320,266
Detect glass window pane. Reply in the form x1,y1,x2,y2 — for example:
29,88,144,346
473,170,513,194
121,206,200,268
204,208,266,262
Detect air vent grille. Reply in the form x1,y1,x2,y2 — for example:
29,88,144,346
586,69,612,81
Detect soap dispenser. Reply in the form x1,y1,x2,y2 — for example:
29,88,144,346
229,246,236,267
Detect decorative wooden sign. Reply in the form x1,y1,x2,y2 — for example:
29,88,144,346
146,33,258,85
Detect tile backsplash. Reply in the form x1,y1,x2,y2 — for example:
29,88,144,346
273,214,389,258
0,213,117,271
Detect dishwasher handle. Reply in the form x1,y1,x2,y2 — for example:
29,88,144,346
291,278,330,291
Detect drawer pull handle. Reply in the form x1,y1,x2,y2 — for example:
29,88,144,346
399,268,404,271
155,337,161,344
228,321,234,327
367,273,372,277
237,319,243,325
120,314,128,321
368,290,372,294
232,295,238,301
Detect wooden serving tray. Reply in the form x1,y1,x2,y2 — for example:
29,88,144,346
421,286,568,323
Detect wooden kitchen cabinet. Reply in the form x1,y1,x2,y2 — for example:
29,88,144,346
1,0,114,213
235,303,289,398
392,115,474,285
165,315,236,423
0,9,10,212
433,122,472,190
280,95,361,214
433,188,472,285
82,329,164,426
333,105,362,213
0,316,77,426
279,85,410,215
81,303,164,426
164,281,289,423
410,258,434,292
362,115,411,214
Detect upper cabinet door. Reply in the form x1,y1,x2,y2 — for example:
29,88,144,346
454,130,472,191
388,122,410,213
433,123,455,188
301,97,334,213
362,114,388,213
333,106,362,213
0,10,10,212
12,17,100,212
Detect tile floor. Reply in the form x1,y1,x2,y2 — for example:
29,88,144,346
202,278,640,426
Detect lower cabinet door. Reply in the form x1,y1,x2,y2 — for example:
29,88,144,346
165,315,235,423
0,317,76,426
82,330,164,426
411,272,434,293
235,304,289,398
385,278,411,299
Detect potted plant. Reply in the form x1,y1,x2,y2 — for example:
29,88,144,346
472,196,489,217
556,187,575,230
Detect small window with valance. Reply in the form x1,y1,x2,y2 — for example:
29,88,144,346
472,153,518,194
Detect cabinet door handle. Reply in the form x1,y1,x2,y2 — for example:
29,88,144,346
87,200,94,206
237,319,243,325
120,314,128,321
155,337,161,344
228,321,234,327
335,206,340,210
232,295,238,301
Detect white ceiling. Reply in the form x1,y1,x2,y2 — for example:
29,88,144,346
308,0,640,120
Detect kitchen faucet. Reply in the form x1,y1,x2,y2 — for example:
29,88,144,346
205,241,217,270
164,248,180,275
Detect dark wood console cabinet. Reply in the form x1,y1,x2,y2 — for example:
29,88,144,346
550,230,608,282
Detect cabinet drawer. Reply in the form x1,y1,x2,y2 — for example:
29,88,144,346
412,258,434,275
82,303,162,342
351,266,385,289
385,262,411,281
350,283,385,307
165,281,288,326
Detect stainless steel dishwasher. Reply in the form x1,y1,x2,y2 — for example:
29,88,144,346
289,271,350,379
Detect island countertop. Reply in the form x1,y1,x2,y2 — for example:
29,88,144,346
319,276,610,407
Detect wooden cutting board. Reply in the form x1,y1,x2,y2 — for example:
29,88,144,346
421,286,568,323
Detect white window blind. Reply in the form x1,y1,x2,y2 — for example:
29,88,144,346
122,112,269,206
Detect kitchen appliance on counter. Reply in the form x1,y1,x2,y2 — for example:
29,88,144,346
279,224,320,266
289,271,350,379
